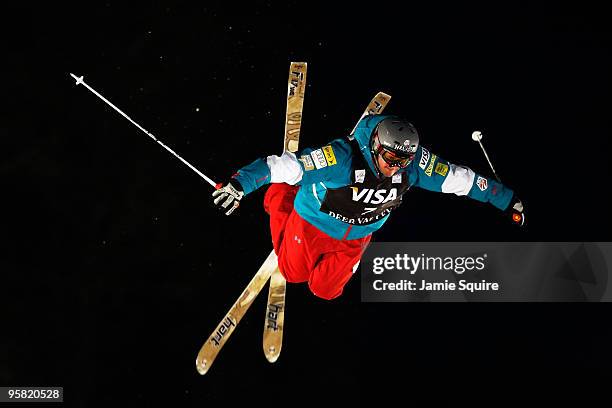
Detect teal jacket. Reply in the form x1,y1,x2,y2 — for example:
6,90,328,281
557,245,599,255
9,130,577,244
233,115,514,240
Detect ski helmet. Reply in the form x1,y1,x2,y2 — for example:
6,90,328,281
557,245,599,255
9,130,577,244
370,117,419,168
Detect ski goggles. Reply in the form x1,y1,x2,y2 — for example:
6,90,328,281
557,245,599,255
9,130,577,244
372,133,415,168
379,149,414,168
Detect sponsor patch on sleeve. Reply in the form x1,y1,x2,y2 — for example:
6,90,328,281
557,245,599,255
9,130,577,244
322,145,337,166
355,169,366,183
311,149,328,169
476,176,488,191
419,147,431,170
425,154,437,177
434,162,449,177
299,154,315,171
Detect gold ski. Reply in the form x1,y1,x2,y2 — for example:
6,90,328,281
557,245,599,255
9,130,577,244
263,61,307,363
348,92,391,139
283,62,307,153
263,266,286,362
196,250,278,375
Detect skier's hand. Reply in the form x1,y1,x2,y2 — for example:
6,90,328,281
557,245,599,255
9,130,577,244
505,195,525,226
212,180,244,215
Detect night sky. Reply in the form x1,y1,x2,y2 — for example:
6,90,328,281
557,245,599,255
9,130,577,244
4,3,612,405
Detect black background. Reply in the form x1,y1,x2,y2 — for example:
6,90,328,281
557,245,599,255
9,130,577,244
3,2,612,405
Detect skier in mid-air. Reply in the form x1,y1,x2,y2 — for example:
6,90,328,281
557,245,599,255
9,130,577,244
213,115,525,300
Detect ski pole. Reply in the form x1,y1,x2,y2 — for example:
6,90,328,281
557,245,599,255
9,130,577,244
471,131,502,182
69,73,222,189
472,130,526,225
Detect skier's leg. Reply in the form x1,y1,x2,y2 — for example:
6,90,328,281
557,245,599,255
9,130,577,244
308,235,372,300
274,210,317,283
264,183,299,252
263,183,311,282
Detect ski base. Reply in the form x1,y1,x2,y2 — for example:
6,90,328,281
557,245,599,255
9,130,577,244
263,268,286,362
283,62,307,153
196,250,278,375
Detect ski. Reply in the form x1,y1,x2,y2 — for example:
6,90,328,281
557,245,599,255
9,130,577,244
348,92,391,139
263,61,308,363
196,62,307,374
262,264,286,362
282,62,307,153
196,250,278,375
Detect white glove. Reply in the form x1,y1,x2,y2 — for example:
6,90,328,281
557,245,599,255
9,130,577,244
212,180,244,215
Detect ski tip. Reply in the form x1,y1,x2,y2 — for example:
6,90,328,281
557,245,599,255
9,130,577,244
263,340,282,363
196,358,210,375
264,345,281,363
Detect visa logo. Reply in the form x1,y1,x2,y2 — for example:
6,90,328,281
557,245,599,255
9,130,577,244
351,188,397,204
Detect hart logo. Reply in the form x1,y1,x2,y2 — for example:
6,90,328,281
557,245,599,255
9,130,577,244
266,304,282,331
288,70,304,96
211,316,236,347
351,187,398,204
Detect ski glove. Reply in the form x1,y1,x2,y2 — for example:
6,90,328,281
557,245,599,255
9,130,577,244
212,180,244,216
505,195,526,227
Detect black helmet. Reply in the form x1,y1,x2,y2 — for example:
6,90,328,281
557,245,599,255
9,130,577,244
370,118,419,168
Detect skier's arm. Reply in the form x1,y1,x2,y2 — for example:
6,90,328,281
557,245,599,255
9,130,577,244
213,139,351,214
231,138,352,195
408,146,515,211
211,157,281,215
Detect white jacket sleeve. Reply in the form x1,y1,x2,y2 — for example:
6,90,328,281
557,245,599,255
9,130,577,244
266,151,303,185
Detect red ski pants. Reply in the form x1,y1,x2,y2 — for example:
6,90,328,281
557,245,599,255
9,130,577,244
264,183,371,300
